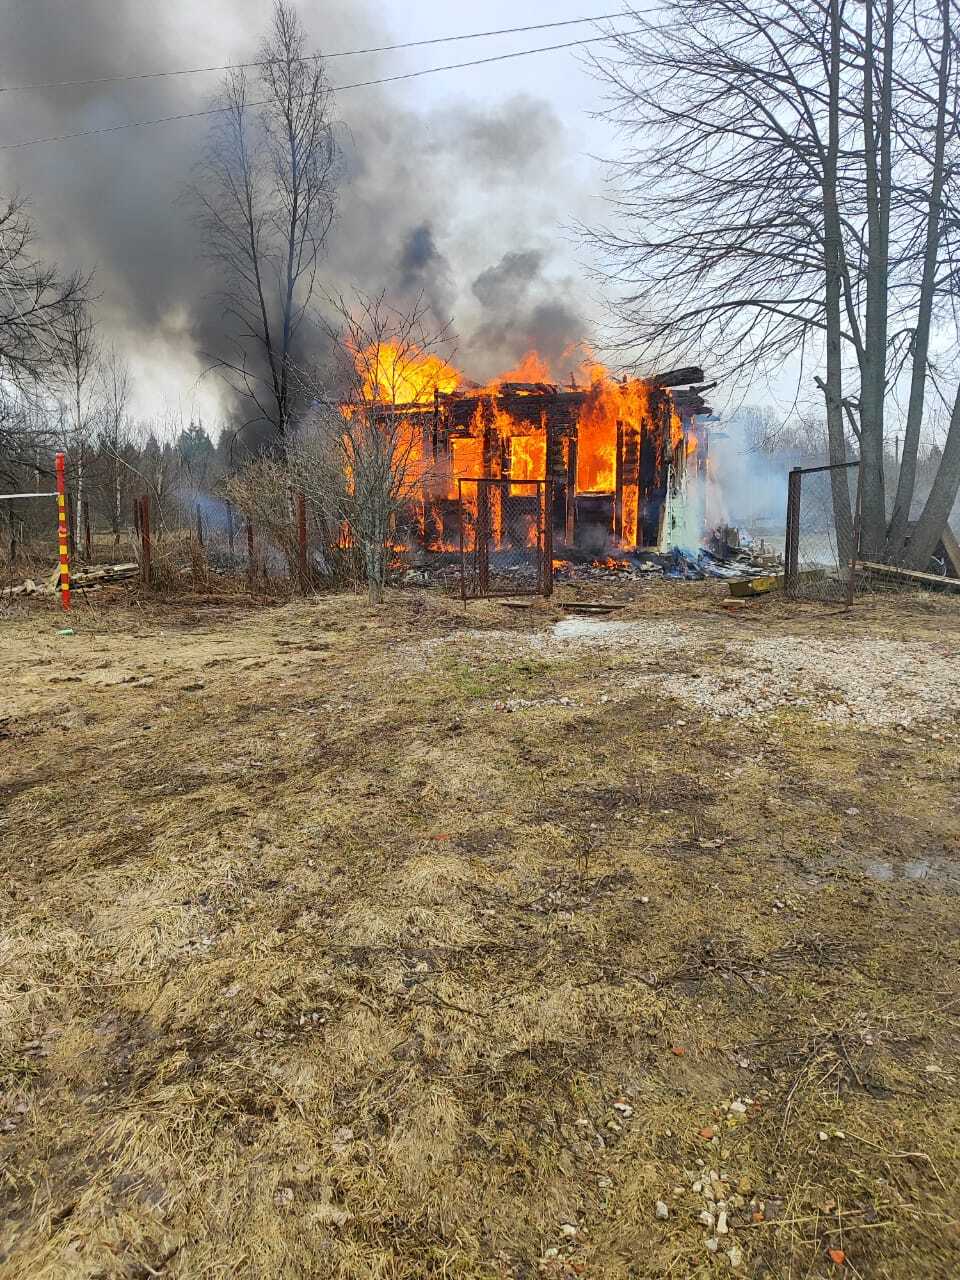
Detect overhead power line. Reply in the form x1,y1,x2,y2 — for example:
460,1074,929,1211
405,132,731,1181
0,12,638,95
0,28,640,153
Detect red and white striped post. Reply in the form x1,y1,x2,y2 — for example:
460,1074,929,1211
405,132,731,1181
55,451,71,611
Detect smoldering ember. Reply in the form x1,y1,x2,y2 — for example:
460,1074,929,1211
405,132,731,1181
2,4,960,1280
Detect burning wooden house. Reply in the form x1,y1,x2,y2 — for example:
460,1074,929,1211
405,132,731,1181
349,345,713,593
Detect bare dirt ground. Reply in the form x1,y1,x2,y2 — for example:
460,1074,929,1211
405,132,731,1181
1,583,959,1279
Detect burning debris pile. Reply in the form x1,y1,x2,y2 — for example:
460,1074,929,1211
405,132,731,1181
550,537,782,586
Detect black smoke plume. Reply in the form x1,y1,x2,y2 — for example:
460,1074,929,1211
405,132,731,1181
0,2,599,421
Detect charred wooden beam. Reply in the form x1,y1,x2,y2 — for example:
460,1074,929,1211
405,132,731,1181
614,420,624,541
565,434,577,546
495,381,560,394
369,402,436,417
671,391,713,413
644,366,705,388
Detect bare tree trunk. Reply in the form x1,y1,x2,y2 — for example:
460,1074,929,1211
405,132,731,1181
190,1,337,452
365,531,386,604
903,384,960,567
60,300,98,551
74,438,84,551
857,0,895,555
822,0,854,562
887,0,953,561
113,451,122,547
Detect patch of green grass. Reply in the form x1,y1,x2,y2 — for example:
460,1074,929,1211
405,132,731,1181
435,654,552,701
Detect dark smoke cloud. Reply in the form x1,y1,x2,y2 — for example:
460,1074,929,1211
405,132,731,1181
431,95,561,180
0,2,600,421
465,249,588,380
395,223,453,323
472,251,543,310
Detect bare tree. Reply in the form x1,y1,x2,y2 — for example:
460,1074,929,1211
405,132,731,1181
0,196,91,480
300,291,452,603
189,0,339,452
588,0,960,567
98,345,132,546
58,299,100,548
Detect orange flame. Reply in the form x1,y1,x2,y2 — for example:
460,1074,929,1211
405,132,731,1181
510,434,546,491
592,557,631,571
670,407,684,450
576,377,651,503
360,339,459,405
450,434,484,493
497,350,551,384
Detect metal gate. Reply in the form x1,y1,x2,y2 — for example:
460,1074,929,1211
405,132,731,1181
784,460,861,603
459,478,553,600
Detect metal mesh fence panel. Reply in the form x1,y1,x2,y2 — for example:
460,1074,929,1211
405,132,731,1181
459,479,552,599
784,462,860,603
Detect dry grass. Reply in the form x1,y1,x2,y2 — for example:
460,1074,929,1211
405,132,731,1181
1,584,959,1278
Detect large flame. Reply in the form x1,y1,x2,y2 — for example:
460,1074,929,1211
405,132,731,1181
510,434,546,492
576,376,651,511
496,350,552,384
360,339,460,405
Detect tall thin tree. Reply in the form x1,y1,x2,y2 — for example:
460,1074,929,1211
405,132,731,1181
99,345,132,547
190,0,339,452
59,299,99,549
0,196,90,479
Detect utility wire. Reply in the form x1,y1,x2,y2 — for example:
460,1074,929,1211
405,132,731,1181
0,11,638,95
0,29,640,152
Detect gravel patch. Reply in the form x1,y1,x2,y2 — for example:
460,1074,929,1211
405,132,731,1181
656,633,960,727
423,620,960,729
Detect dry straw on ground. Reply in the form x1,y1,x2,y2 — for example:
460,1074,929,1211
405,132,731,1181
1,584,959,1278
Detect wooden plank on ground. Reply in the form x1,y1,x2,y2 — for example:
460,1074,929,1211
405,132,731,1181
855,559,960,591
559,601,628,614
729,573,783,598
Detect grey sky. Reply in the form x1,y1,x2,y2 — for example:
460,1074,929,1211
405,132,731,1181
0,1,629,425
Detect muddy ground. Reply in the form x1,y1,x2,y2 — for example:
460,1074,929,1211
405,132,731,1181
1,582,959,1279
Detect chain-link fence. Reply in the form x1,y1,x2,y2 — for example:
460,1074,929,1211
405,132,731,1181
784,461,860,603
459,478,553,599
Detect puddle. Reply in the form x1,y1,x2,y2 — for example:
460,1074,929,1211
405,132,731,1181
813,849,960,893
863,857,960,888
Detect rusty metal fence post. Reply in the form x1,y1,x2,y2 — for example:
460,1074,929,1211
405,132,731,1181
296,490,309,594
784,467,802,597
542,480,554,598
246,519,255,588
845,462,865,608
139,494,152,587
476,481,490,596
463,478,471,601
